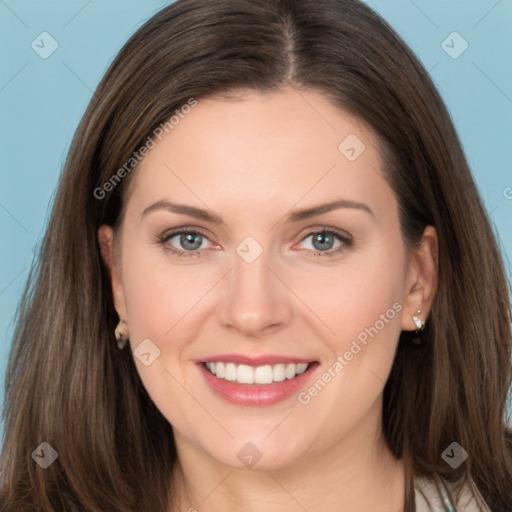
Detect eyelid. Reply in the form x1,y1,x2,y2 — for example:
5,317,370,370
159,225,212,241
295,225,353,244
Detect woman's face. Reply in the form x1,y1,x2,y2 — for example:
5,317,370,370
100,87,436,471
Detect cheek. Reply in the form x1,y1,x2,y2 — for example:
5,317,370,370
294,247,406,433
120,237,208,342
291,246,406,354
290,244,406,417
119,243,208,433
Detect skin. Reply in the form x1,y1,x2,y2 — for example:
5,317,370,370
99,86,437,512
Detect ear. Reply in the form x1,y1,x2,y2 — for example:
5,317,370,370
401,225,438,331
98,224,127,320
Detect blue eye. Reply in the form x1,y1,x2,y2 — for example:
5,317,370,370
157,227,352,258
298,229,353,257
158,228,210,258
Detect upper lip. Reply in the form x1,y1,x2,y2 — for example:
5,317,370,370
199,354,316,366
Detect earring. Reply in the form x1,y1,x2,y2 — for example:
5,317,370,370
114,319,129,350
412,309,425,333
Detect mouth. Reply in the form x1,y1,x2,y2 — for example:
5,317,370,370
202,361,311,384
197,356,319,406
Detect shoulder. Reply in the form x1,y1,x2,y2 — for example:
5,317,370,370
414,474,491,512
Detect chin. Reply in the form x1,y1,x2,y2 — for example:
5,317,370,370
200,433,312,472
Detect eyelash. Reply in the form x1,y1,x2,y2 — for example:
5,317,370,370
156,227,353,259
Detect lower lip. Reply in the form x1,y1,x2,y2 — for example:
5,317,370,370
198,362,319,406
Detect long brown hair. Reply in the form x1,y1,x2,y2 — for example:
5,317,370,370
1,0,511,510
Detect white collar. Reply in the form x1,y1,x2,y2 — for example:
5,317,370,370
414,474,491,511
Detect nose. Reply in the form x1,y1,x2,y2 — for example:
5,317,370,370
217,248,293,338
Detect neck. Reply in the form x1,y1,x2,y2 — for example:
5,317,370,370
169,402,405,512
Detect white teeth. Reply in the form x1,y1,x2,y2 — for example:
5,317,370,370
254,365,273,384
215,361,225,378
296,363,308,375
285,363,296,379
204,361,310,384
272,364,286,382
225,363,237,381
237,364,254,384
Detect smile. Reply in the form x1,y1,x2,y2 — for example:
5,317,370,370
204,361,309,384
197,357,319,406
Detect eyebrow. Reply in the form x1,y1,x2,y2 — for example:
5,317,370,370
141,198,374,224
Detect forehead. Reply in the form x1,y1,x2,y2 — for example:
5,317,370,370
125,87,394,222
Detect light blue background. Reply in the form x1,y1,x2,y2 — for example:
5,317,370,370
1,1,511,433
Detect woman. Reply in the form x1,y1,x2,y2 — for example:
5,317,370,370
1,0,511,510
